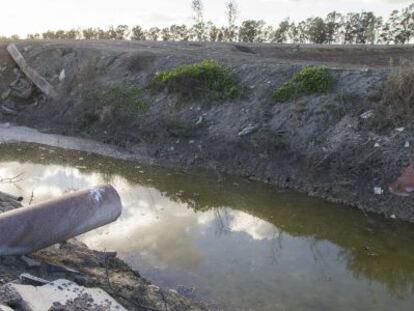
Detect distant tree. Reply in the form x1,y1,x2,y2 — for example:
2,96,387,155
207,22,220,42
386,5,414,44
307,17,327,44
325,11,343,44
273,19,290,43
354,12,377,44
27,33,41,40
42,30,57,40
239,20,265,42
262,25,275,42
161,27,171,41
131,26,146,40
65,29,80,40
82,28,98,40
191,0,205,41
296,21,308,43
342,13,358,44
97,28,111,40
146,27,161,41
225,0,238,42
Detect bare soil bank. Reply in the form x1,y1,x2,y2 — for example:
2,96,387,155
0,40,413,221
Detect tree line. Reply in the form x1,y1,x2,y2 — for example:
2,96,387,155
4,1,414,44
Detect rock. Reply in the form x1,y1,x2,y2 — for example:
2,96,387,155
238,124,258,137
1,279,127,310
373,187,384,195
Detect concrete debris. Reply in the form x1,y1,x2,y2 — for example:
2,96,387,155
58,69,66,81
45,262,81,275
238,124,258,137
0,185,122,256
1,90,10,101
0,105,18,116
360,110,374,119
19,274,49,286
6,44,57,98
1,279,127,311
373,187,384,195
20,256,42,268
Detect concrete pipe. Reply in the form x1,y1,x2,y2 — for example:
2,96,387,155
0,185,122,256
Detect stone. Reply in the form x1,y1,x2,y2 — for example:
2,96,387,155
2,279,127,310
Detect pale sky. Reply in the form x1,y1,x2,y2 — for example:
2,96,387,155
1,0,412,37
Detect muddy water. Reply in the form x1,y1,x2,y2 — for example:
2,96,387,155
1,143,414,311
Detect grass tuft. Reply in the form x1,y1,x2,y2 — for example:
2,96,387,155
149,60,243,103
382,60,414,123
273,66,334,102
80,83,149,128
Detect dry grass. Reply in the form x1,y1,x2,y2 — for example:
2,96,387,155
382,59,414,123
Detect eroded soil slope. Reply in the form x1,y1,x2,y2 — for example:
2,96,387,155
0,40,413,221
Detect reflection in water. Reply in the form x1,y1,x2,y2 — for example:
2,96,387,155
1,143,414,310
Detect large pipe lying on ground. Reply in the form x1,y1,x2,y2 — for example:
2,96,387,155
0,185,122,256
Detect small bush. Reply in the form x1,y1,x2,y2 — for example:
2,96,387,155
382,60,414,123
273,66,334,102
99,84,149,114
80,83,149,128
150,60,243,102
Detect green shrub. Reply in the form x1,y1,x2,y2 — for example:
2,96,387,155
273,66,334,103
150,60,243,102
80,83,149,128
272,82,296,102
79,112,99,129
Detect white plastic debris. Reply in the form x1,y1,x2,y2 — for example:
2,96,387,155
396,127,405,132
374,187,384,195
405,141,410,148
390,214,397,219
195,116,203,125
3,279,127,311
374,142,380,148
58,69,66,81
360,110,374,119
238,124,258,137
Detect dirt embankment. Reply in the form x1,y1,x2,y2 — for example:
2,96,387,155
0,40,413,222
